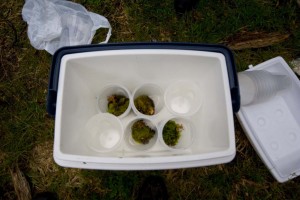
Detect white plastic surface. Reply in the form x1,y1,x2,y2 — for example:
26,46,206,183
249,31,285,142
237,56,300,182
54,49,235,170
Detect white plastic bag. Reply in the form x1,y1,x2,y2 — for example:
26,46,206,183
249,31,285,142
22,0,112,54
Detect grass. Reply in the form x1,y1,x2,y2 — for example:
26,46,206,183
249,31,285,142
1,0,300,199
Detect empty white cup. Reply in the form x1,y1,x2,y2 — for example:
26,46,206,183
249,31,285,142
97,84,131,118
131,83,164,117
238,70,292,106
85,113,123,152
164,80,202,116
124,118,158,151
159,117,194,150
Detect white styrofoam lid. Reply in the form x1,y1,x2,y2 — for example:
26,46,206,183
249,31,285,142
237,56,300,183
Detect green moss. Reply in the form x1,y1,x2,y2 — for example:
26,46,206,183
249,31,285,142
107,95,129,116
134,95,155,115
131,120,155,144
163,120,183,146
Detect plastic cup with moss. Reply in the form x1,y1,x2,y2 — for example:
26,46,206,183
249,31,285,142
159,117,194,150
132,84,164,117
97,84,131,118
125,118,158,151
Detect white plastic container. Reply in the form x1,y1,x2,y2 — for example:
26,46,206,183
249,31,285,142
164,80,202,116
237,57,300,182
47,43,237,170
47,43,300,182
85,113,123,152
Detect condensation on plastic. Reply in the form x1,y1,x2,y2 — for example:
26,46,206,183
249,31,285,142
22,0,112,55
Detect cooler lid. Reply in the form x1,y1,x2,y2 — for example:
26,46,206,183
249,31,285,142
237,56,300,182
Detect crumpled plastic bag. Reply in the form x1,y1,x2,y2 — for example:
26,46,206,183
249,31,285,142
22,0,112,54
